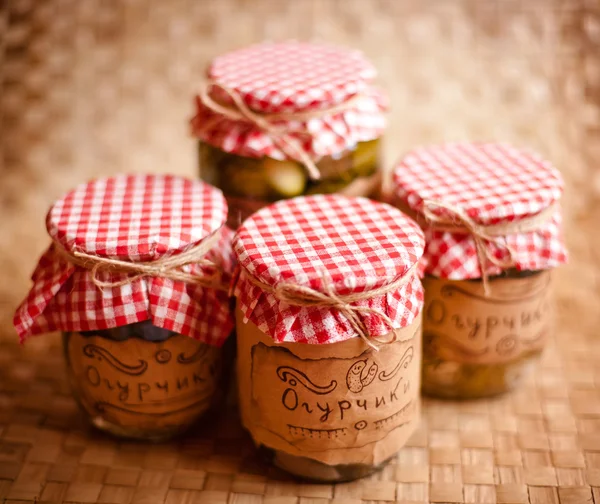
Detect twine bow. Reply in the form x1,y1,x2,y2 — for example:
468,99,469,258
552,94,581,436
245,262,419,351
195,81,366,180
53,231,226,291
422,199,556,295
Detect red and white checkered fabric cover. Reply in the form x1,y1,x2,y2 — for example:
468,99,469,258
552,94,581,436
392,143,568,280
191,41,387,162
233,195,425,344
14,174,235,346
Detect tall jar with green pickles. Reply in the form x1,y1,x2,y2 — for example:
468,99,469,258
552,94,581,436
391,143,568,399
191,41,388,229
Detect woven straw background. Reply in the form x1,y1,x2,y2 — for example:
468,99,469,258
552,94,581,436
1,0,600,502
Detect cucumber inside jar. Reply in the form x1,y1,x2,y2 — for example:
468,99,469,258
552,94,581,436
263,158,307,197
220,157,271,200
199,140,381,201
221,156,308,200
422,350,541,399
202,144,306,200
305,178,355,195
305,141,380,195
351,139,380,177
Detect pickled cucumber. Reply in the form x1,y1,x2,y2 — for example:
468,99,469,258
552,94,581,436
263,158,307,197
220,158,269,199
422,350,541,399
352,139,379,177
198,139,382,205
305,178,356,195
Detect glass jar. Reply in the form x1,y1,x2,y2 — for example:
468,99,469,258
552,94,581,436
421,270,550,399
63,321,232,440
233,195,425,482
259,444,394,482
391,142,568,400
13,174,236,440
191,41,388,229
236,308,422,482
199,140,382,229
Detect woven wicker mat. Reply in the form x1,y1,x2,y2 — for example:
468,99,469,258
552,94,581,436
1,1,600,503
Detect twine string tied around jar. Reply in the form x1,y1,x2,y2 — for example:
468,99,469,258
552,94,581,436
53,231,226,291
421,199,556,295
195,81,368,180
245,262,419,351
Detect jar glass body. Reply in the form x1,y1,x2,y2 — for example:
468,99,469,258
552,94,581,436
63,321,231,440
235,307,421,482
198,140,382,228
421,270,550,399
262,447,392,482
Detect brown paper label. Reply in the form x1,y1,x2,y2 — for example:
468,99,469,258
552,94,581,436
422,272,552,365
66,333,221,431
236,308,422,466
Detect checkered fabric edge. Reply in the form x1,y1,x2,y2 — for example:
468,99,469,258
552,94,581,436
191,41,387,161
392,143,568,279
14,175,235,346
232,194,425,344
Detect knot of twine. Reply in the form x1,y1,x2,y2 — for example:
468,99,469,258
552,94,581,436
422,200,556,295
195,81,366,180
245,262,419,351
53,232,226,291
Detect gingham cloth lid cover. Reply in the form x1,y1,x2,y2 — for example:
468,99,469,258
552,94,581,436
392,143,568,280
191,41,387,162
233,194,425,344
14,174,235,345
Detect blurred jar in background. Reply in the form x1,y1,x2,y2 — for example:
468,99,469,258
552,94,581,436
191,41,388,229
391,143,568,399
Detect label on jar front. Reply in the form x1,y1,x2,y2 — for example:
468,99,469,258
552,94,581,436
236,308,421,466
66,333,221,432
422,272,552,365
